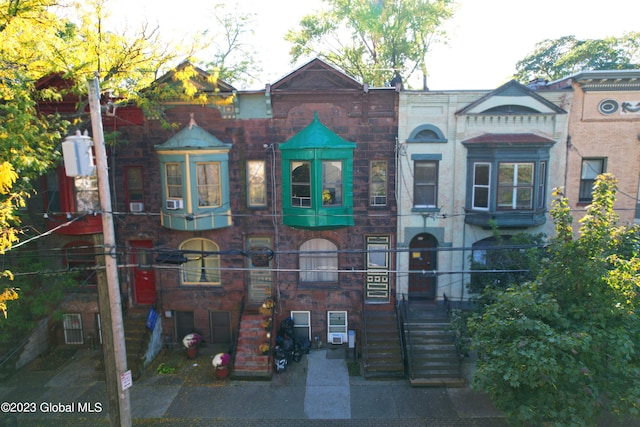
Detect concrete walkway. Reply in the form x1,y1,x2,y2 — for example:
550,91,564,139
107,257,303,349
1,347,638,426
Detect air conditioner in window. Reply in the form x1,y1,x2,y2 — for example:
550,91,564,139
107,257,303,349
129,202,144,212
166,199,183,210
330,334,344,345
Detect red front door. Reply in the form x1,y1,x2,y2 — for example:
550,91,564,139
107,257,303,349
131,240,156,305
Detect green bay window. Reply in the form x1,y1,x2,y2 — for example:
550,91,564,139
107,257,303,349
280,113,355,229
166,163,183,199
497,162,534,210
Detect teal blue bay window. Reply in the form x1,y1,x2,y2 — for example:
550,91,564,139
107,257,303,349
155,122,232,231
280,114,356,229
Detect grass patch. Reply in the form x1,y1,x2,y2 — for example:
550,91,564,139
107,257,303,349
347,360,361,376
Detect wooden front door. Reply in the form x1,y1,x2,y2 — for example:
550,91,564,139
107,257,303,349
408,233,437,300
131,240,156,305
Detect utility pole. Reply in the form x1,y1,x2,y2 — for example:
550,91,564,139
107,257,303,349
87,75,132,427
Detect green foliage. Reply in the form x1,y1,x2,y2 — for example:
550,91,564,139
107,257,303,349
285,0,456,88
514,32,640,83
156,362,177,375
0,255,75,343
469,174,640,426
468,229,545,296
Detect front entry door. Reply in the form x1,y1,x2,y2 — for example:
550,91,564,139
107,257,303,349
408,233,437,300
131,240,156,305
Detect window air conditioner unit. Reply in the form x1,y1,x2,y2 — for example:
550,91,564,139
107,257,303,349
330,334,343,345
129,202,144,212
166,199,183,210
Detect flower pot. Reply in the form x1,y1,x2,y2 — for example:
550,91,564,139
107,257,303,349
186,347,198,359
215,366,229,379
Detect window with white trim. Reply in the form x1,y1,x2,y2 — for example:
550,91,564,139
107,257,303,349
472,163,491,210
327,311,347,344
497,162,534,210
165,163,183,199
63,313,83,344
291,311,311,342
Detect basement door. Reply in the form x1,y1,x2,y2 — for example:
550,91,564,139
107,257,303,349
408,233,437,300
131,240,156,305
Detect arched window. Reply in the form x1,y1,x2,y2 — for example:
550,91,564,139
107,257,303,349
299,238,338,283
180,238,221,286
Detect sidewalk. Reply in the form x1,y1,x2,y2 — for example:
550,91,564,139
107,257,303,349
8,344,635,427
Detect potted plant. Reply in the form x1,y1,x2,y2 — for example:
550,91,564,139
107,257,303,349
258,297,275,315
259,342,270,355
182,332,202,359
212,352,230,379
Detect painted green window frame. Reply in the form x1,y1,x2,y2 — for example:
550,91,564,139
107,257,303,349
165,163,183,199
196,162,222,207
472,163,491,210
291,161,311,207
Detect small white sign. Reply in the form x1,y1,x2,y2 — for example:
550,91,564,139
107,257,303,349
120,370,133,391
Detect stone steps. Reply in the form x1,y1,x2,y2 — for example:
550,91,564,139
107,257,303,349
231,313,272,380
363,309,405,378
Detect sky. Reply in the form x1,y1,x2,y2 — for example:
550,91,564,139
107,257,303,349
108,0,639,91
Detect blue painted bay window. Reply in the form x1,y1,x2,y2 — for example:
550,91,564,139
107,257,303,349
280,114,356,229
155,122,232,231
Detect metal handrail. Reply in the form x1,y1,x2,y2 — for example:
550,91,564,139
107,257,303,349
399,295,415,380
362,292,369,367
230,296,246,369
394,297,405,369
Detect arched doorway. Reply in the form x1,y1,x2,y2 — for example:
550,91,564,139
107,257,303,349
408,233,437,300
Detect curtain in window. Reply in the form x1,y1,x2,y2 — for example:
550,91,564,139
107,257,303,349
180,238,221,284
300,238,338,282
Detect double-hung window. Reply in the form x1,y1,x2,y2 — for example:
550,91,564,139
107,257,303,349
322,161,343,206
579,158,606,202
369,160,387,206
247,160,267,207
472,163,491,210
414,161,438,208
196,162,221,207
291,161,311,207
165,163,183,199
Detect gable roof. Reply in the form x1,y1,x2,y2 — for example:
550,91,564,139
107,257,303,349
270,58,362,91
154,116,230,150
456,80,566,115
279,112,357,150
154,60,236,94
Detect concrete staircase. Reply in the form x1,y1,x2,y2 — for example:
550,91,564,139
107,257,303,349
404,302,464,387
230,313,271,380
362,309,405,378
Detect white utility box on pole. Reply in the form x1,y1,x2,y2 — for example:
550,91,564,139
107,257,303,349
61,130,95,177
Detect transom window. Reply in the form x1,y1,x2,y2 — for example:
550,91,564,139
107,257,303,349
299,238,338,284
497,162,534,210
196,162,222,207
180,238,221,285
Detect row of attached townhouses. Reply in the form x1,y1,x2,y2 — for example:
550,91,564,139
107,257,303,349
11,59,640,382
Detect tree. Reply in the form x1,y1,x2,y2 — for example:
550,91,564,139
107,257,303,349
469,175,640,426
203,3,262,89
514,32,640,83
285,0,456,88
